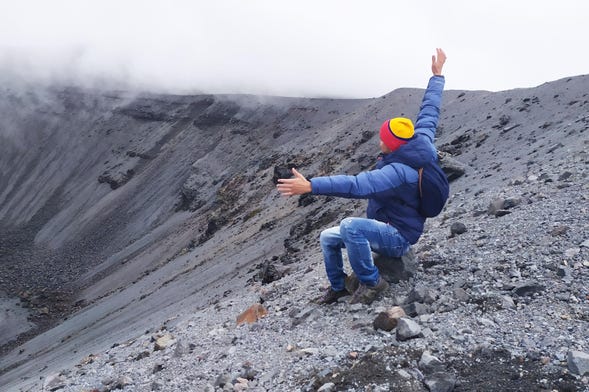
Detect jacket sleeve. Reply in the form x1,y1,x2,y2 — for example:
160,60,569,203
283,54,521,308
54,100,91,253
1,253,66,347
310,163,415,199
415,75,445,143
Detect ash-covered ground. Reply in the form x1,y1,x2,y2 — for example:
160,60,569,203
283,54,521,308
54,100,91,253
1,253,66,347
0,75,588,391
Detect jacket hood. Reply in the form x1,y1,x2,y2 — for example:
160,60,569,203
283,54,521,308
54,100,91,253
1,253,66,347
380,134,435,168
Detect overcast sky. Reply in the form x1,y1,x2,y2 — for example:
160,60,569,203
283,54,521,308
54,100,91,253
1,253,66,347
1,0,588,97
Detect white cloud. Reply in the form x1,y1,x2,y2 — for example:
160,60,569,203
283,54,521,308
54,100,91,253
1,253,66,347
0,0,588,97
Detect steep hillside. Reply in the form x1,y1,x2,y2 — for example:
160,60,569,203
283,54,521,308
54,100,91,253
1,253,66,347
0,75,588,391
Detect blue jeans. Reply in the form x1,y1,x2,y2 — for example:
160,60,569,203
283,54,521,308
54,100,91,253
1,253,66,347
319,217,411,291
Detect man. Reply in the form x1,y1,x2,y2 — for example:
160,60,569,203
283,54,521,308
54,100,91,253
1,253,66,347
277,48,447,305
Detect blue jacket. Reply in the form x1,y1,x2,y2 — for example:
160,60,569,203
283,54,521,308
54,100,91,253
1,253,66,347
310,75,445,244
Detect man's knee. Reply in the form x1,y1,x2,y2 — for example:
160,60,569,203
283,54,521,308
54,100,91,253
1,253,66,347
320,226,340,246
319,229,330,243
339,217,359,240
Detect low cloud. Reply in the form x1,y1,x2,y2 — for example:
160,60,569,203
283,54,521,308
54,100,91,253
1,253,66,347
1,1,588,97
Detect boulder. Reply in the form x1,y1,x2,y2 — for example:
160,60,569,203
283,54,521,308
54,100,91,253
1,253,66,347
419,352,445,374
237,303,268,325
154,334,175,351
438,152,467,182
373,306,406,331
568,350,589,375
374,248,417,283
424,372,456,392
43,373,66,392
396,317,422,341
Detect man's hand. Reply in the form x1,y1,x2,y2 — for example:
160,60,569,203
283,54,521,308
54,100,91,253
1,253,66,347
431,48,446,76
276,168,311,196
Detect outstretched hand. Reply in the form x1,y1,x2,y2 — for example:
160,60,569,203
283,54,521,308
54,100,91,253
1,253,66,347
276,168,312,196
431,48,446,76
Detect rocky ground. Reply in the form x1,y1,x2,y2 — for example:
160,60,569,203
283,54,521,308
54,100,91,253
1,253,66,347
37,137,589,391
1,75,589,391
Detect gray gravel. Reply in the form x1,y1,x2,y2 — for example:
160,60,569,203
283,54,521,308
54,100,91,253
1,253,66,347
1,75,588,391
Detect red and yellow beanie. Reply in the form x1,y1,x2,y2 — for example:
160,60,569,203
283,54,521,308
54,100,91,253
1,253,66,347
379,117,415,151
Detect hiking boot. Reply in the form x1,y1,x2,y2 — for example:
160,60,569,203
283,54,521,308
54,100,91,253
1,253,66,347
349,276,389,305
316,287,350,305
344,272,359,294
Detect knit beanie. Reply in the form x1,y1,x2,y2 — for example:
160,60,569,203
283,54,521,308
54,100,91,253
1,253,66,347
379,117,415,152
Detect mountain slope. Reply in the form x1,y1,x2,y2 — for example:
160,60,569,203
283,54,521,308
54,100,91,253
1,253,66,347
0,75,588,391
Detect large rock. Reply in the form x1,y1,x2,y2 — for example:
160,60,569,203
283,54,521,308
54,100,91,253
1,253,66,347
512,281,545,297
236,303,268,325
43,373,66,391
424,372,456,392
487,196,521,217
419,352,445,374
373,248,417,283
97,168,135,190
373,306,406,331
438,151,467,182
568,350,589,375
396,317,422,341
402,302,430,317
407,285,438,304
154,333,175,351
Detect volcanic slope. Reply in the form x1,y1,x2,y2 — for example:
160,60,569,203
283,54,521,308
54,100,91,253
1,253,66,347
0,75,587,391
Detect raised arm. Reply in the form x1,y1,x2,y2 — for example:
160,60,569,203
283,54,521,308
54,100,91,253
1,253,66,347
415,48,446,143
431,48,446,76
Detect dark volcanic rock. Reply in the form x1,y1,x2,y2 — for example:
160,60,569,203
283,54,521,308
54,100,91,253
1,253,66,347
449,222,467,237
273,165,293,184
513,281,545,297
373,249,418,283
438,152,467,182
97,169,135,189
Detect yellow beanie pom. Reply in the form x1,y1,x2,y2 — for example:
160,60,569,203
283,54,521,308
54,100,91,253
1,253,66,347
379,117,415,151
387,117,415,139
